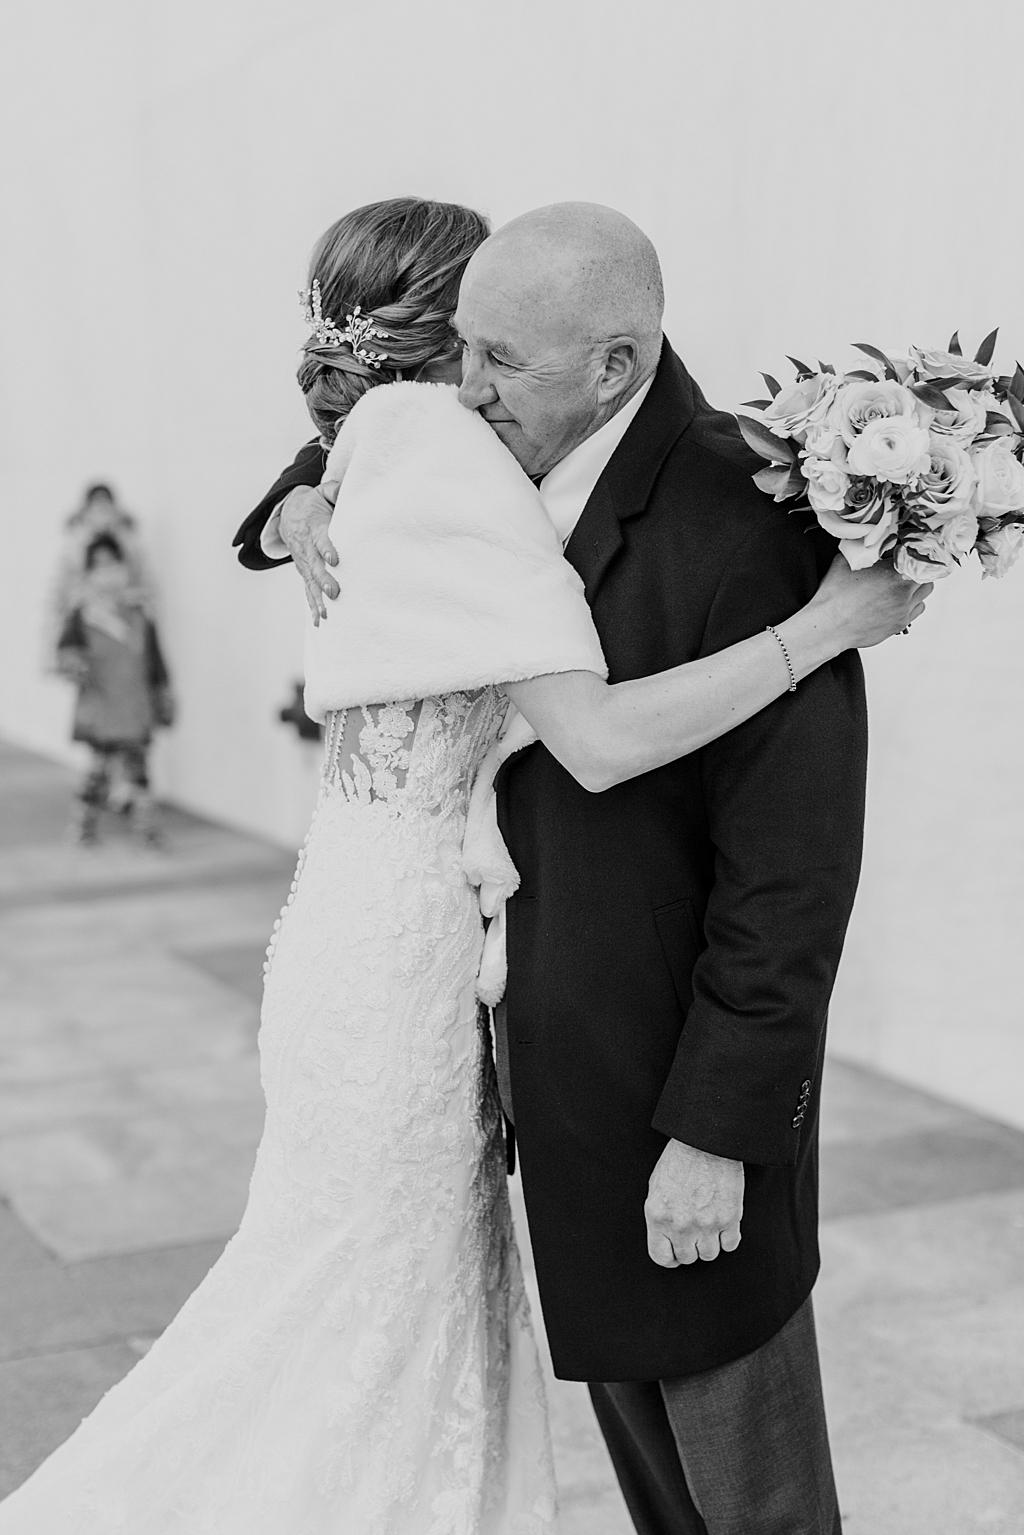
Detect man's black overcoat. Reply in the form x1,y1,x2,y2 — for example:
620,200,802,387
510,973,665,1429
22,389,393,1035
234,341,868,1384
497,343,867,1382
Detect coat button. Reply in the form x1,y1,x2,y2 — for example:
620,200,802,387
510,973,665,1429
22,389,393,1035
792,1115,802,1128
801,1079,812,1094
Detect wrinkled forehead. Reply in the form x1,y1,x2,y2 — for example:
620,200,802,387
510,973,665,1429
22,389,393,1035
454,242,593,357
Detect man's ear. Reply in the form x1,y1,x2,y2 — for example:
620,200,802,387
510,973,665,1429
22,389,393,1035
596,338,640,404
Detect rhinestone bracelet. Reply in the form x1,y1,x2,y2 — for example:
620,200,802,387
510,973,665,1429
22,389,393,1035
766,625,797,693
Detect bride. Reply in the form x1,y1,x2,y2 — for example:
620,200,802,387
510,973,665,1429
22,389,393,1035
0,199,929,1535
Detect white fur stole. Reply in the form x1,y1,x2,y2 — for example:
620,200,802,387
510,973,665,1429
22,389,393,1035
303,382,608,1006
303,381,606,720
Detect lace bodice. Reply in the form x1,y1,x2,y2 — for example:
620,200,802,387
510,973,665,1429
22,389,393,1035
322,690,508,821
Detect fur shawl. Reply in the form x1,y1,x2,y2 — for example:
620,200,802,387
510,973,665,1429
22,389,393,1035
303,382,607,721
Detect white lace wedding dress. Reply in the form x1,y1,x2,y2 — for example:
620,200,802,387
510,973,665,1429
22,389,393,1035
0,690,558,1535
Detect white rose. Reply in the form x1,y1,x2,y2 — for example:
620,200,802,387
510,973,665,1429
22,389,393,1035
909,345,995,386
846,416,932,484
832,380,920,448
803,421,845,461
937,510,979,558
911,436,976,519
971,439,1024,516
764,373,841,441
976,521,1024,579
813,480,898,569
926,387,988,444
894,532,956,583
803,454,851,513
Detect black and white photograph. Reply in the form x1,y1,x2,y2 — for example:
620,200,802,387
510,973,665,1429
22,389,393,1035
0,3,1022,1531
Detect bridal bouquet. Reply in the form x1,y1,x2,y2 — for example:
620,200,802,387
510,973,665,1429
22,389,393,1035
737,331,1024,580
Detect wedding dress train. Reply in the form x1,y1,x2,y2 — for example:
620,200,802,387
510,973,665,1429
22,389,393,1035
0,690,558,1535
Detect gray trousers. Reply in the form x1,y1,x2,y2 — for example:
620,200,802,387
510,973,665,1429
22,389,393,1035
490,1003,839,1532
589,1299,841,1535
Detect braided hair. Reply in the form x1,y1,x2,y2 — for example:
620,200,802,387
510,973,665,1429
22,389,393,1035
298,197,490,444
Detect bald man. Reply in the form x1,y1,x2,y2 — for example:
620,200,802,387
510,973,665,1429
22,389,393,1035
235,203,863,1535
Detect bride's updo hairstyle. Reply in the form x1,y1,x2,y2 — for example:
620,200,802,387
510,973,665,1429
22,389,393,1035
298,197,490,444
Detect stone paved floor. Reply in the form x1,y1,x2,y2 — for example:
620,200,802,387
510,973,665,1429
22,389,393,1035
0,738,1022,1532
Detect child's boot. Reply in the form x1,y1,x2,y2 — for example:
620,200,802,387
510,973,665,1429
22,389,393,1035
133,791,164,849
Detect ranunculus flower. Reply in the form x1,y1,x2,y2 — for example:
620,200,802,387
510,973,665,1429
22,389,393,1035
909,345,995,386
846,416,932,484
813,479,898,569
895,531,956,582
976,520,1024,579
926,387,988,443
832,380,920,447
764,373,841,441
803,453,851,513
910,436,975,519
971,439,1024,516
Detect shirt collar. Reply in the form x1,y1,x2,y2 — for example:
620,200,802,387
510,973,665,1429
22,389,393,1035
537,377,654,546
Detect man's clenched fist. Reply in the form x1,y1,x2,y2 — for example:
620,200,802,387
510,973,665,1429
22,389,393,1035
278,482,341,624
644,1138,744,1268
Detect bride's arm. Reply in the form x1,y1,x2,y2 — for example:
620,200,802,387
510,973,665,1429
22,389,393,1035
504,557,930,793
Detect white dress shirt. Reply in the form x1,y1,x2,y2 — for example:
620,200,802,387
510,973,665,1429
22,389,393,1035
536,376,653,546
473,379,654,1003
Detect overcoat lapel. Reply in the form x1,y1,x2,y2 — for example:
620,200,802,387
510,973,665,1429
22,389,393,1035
563,340,699,603
562,480,622,603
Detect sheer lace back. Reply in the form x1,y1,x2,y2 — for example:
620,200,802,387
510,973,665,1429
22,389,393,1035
323,691,507,823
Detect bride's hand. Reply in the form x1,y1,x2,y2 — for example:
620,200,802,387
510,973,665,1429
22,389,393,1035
279,481,342,625
808,554,932,651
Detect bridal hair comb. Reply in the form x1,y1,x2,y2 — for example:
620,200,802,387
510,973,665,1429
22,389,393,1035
299,279,389,369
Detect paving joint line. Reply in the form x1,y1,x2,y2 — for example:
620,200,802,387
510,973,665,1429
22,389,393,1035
0,862,295,912
0,1334,148,1366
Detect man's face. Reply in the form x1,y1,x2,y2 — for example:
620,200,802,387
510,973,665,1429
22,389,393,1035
453,263,604,479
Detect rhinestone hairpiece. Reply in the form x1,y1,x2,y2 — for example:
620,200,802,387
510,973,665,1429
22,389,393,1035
299,279,389,369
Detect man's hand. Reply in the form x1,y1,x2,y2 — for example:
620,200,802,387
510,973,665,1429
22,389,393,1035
278,483,341,624
645,1139,744,1267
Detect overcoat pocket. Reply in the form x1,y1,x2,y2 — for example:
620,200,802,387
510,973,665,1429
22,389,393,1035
652,898,703,1018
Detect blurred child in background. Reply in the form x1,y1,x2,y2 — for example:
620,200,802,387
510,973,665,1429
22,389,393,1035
56,533,174,846
49,483,154,661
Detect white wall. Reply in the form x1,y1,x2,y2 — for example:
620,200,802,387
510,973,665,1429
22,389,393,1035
2,0,1023,1115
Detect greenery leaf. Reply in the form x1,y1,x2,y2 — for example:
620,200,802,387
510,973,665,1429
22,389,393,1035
786,355,814,378
853,343,899,381
910,382,956,412
974,328,999,367
785,463,808,497
984,411,1016,435
818,360,836,375
736,414,796,463
761,373,782,398
1003,393,1024,431
845,370,880,382
1010,363,1024,403
753,465,793,498
948,330,962,356
740,398,773,410
926,375,970,391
